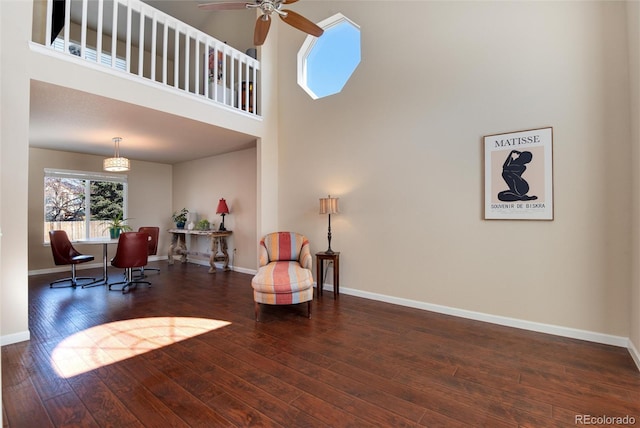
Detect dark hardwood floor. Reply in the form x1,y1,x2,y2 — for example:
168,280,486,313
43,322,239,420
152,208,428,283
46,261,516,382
2,261,640,427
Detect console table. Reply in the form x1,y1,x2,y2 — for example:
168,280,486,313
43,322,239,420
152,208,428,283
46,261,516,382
168,229,232,273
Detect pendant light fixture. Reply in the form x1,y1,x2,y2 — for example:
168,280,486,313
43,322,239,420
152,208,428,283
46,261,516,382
103,137,130,172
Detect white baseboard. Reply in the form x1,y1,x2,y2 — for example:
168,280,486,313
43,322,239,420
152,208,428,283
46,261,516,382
325,284,633,352
1,330,30,347
185,258,256,275
231,266,257,275
629,339,640,371
29,262,103,276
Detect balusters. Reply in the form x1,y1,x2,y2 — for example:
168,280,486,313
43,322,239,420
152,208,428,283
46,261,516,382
150,12,157,81
111,0,118,68
137,9,144,77
173,25,179,88
96,0,104,62
162,19,168,84
43,0,259,114
80,0,87,59
184,28,190,92
125,3,132,73
63,0,70,54
194,35,201,94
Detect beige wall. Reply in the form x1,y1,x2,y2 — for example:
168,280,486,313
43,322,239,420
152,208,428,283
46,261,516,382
1,0,31,346
28,148,172,271
201,9,255,56
628,0,640,361
172,147,257,271
256,19,280,237
277,1,633,338
1,0,3,409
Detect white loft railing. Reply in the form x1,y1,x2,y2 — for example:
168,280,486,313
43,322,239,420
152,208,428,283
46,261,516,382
43,0,260,116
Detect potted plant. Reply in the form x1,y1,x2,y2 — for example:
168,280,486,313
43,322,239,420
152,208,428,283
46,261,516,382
105,213,132,239
196,219,211,230
172,208,189,229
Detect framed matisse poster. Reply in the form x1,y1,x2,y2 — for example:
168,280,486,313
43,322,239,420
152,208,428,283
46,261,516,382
483,127,554,220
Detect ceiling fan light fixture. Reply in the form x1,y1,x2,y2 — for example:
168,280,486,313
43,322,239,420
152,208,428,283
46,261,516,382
103,137,130,172
199,0,321,46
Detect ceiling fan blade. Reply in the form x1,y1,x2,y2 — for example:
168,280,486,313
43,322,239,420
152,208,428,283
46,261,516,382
280,9,323,37
198,1,249,11
254,15,271,46
282,0,299,4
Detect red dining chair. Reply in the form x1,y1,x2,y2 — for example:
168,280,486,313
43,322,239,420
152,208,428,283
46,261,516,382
49,230,97,288
134,226,160,277
109,232,151,294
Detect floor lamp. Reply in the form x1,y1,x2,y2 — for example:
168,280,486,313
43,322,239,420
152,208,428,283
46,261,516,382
319,195,339,254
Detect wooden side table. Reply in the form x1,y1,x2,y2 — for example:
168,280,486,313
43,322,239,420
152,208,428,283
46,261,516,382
316,251,340,299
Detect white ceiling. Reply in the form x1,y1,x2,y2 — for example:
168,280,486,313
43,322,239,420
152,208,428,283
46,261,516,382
29,0,258,165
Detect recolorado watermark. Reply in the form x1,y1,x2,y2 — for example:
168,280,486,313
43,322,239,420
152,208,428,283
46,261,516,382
575,414,636,425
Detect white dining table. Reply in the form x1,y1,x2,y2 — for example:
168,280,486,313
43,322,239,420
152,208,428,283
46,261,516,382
75,238,119,286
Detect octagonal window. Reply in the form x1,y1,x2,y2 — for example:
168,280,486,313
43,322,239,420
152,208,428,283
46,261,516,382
297,13,361,100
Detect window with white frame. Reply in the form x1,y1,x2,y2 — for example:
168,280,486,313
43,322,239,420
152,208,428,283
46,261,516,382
297,13,361,99
44,169,128,242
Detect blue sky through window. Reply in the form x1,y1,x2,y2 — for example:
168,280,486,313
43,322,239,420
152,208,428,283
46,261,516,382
307,22,361,98
298,14,361,99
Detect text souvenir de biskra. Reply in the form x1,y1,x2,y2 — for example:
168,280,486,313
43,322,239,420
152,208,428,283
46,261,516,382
484,127,553,220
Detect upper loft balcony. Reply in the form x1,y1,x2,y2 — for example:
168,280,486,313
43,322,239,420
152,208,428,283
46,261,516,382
31,0,261,118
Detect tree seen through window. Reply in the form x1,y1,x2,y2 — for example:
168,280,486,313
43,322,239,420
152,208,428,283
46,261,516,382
44,170,127,242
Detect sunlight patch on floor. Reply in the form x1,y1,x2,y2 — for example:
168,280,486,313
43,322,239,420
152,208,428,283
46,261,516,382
51,317,231,378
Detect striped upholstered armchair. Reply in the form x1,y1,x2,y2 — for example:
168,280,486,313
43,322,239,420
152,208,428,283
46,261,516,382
251,232,314,321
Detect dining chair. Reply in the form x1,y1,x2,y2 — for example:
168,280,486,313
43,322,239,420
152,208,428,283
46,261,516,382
48,230,97,288
134,226,160,277
109,232,151,294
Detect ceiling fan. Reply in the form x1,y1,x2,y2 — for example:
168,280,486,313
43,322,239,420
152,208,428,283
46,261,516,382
198,0,324,46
